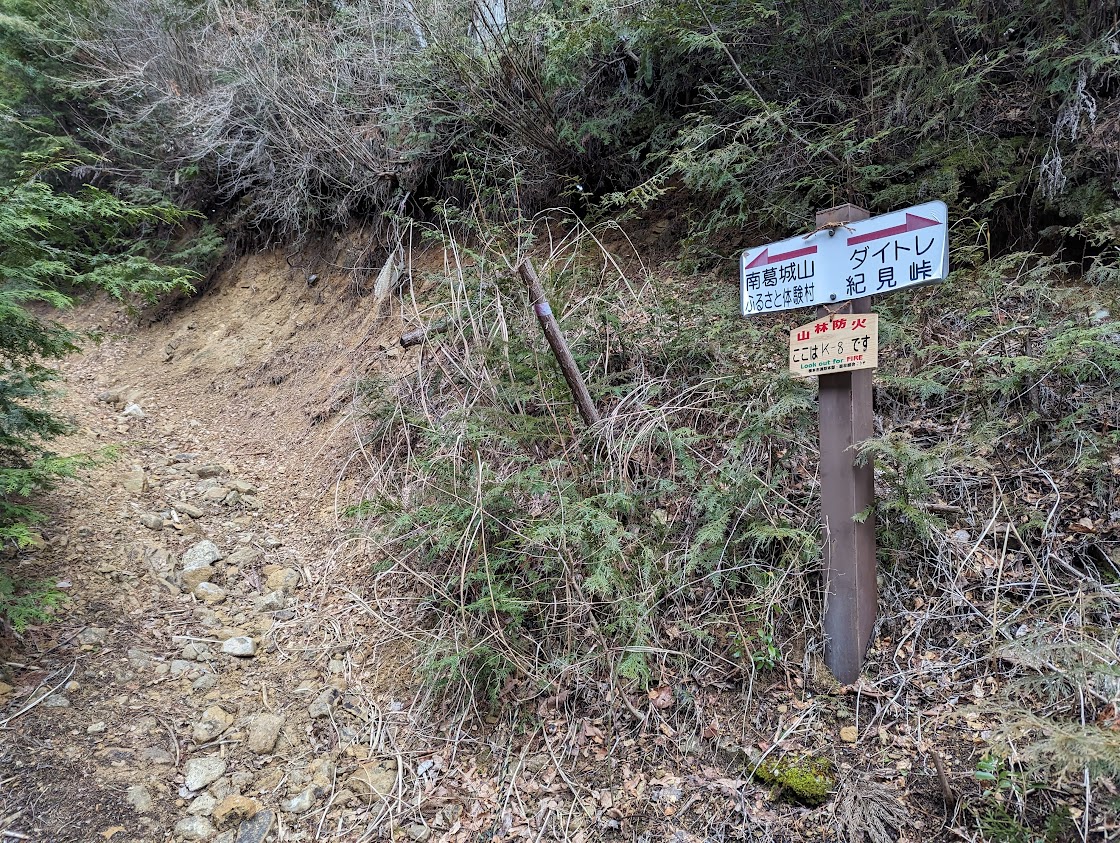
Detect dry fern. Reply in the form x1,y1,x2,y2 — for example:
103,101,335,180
832,772,910,843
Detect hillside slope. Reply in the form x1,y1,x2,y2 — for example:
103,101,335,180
1,216,1117,843
0,247,426,842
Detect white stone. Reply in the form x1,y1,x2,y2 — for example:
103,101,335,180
189,792,219,817
192,582,227,605
174,816,215,841
183,540,222,569
280,788,317,813
184,756,227,791
221,636,256,658
253,591,286,612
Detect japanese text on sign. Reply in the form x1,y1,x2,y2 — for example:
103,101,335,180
789,314,879,378
742,201,948,316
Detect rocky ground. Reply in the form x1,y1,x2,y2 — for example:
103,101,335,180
0,253,431,842
4,245,1084,843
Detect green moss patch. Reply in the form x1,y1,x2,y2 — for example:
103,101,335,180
753,754,836,806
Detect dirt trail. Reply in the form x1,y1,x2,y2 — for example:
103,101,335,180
0,252,424,842
2,246,949,843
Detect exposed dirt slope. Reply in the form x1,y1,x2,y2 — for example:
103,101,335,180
0,250,424,842
1,244,990,843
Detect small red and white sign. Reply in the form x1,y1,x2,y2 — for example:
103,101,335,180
789,313,879,378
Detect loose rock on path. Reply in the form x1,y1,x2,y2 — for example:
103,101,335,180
0,277,422,842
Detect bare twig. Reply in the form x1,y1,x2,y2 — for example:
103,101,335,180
0,663,76,728
929,749,958,808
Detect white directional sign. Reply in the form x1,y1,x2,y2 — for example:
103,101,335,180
740,201,949,316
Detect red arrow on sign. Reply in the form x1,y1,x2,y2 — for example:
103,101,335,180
745,244,817,268
846,213,939,246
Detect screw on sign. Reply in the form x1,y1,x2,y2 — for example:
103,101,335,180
740,203,949,684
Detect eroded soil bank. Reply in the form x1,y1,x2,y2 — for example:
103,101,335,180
1,253,428,842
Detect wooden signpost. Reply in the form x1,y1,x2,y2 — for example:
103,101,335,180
740,201,949,684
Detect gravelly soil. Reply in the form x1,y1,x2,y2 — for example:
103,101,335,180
0,247,974,843
1,252,422,842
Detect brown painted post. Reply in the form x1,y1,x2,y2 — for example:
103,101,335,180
814,203,876,685
518,258,601,428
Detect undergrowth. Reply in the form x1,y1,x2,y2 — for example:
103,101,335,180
43,0,1120,269
343,200,1120,835
353,212,819,701
5,0,1116,833
0,148,196,630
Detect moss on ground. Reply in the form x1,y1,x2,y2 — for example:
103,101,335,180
754,754,836,806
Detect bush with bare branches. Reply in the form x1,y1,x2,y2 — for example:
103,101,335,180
58,0,657,240
64,0,444,239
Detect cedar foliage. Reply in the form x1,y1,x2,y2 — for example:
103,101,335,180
638,0,1120,253
55,0,1120,266
0,3,197,628
0,149,196,627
